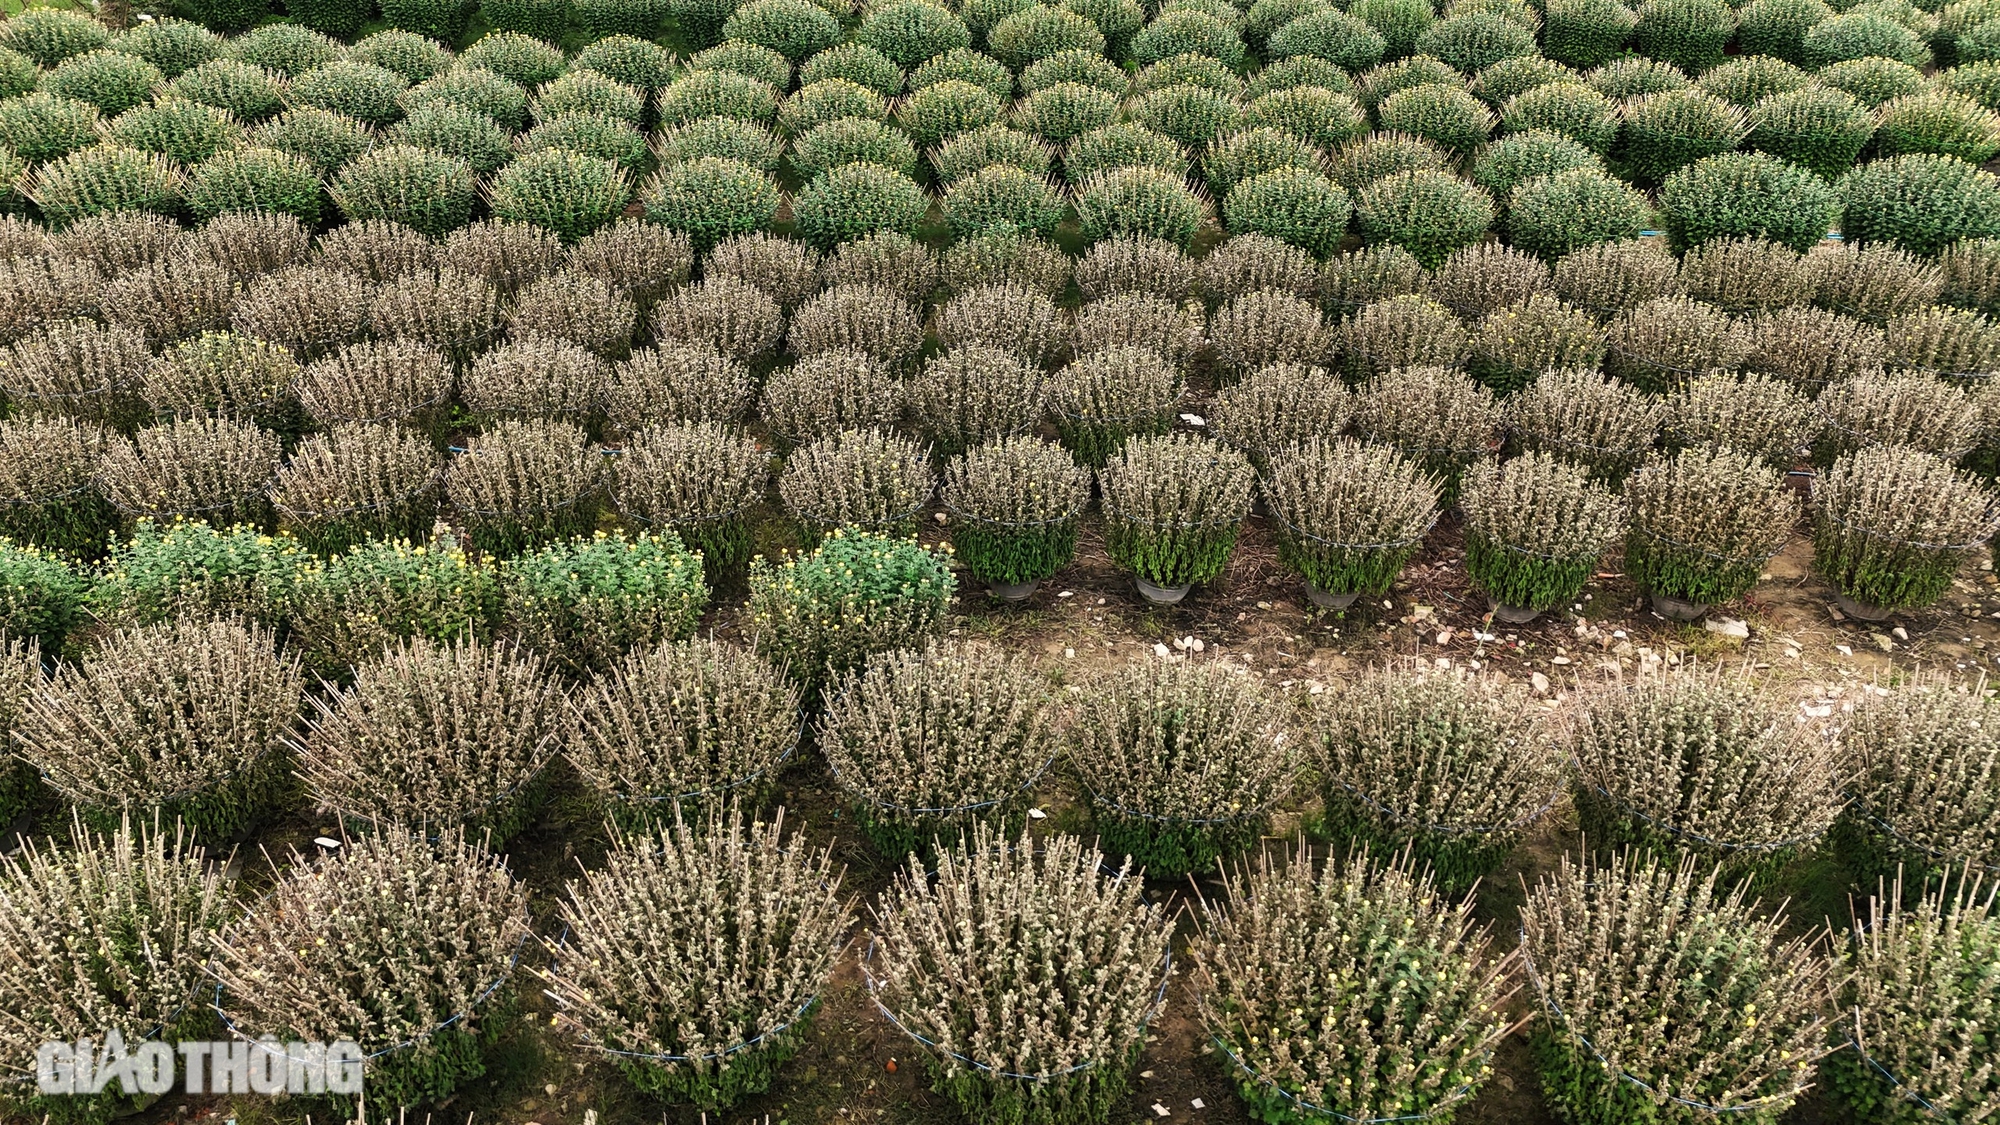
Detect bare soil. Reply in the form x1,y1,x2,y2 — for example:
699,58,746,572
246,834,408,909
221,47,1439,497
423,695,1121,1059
83,495,2000,1125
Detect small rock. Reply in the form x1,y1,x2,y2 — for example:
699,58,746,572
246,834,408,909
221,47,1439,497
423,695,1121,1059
312,837,341,849
1531,671,1551,694
1550,656,1570,665
1836,644,1853,656
1057,590,1073,598
1256,601,1272,610
1180,413,1205,427
1153,643,1172,658
1435,630,1452,645
933,511,948,524
1705,617,1751,639
1873,633,1895,652
1191,1099,1206,1109
1153,1105,1172,1118
1191,637,1204,652
1893,626,1909,641
1027,808,1046,819
544,1085,557,1097
1413,605,1434,620
1064,647,1075,658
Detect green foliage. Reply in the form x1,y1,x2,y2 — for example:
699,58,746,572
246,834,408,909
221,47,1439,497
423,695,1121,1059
0,93,101,167
1658,150,1841,252
536,70,645,125
1696,55,1810,108
1268,8,1388,70
388,103,510,174
1222,167,1353,258
1204,127,1320,197
1238,84,1370,151
1416,11,1538,72
500,531,707,676
1745,84,1875,179
1939,60,2000,110
0,540,85,654
0,46,36,101
1624,447,1798,605
1818,55,1927,107
1471,128,1600,200
460,30,567,87
1266,437,1439,600
1132,9,1247,67
777,77,887,137
484,0,572,41
381,0,475,40
909,47,1012,98
1735,0,1832,62
575,35,677,91
1543,0,1638,67
1804,9,1933,64
27,145,181,231
1501,81,1618,152
1613,87,1748,185
1874,90,2000,163
1632,0,1735,72
942,436,1089,588
744,528,954,695
1358,53,1464,111
92,519,303,630
402,66,531,131
642,156,780,252
106,99,241,166
725,0,844,61
288,0,375,39
44,49,162,118
1377,82,1494,154
793,163,930,250
112,19,222,81
489,149,630,244
329,144,475,238
1065,121,1189,182
1353,0,1438,57
790,117,918,179
183,146,321,226
0,8,110,68
1126,82,1239,148
654,114,783,171
1509,167,1650,260
1587,55,1690,99
895,78,1004,149
518,113,650,172
1014,80,1121,142
860,1,972,69
941,164,1063,239
1840,153,2000,255
802,42,904,97
227,24,340,78
1075,166,1210,247
289,537,497,682
986,4,1106,69
1353,168,1495,268
934,123,1052,184
1247,54,1352,97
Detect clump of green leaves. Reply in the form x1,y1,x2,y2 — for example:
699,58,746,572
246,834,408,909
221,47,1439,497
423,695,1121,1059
500,531,708,677
744,529,955,696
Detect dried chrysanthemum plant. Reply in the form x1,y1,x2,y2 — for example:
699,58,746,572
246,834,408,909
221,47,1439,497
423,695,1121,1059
142,332,306,437
1825,876,2000,1125
97,417,281,530
1521,851,1837,1125
1604,294,1753,394
1191,844,1516,1125
0,817,232,1125
613,422,769,581
446,420,602,558
1812,446,2000,617
1506,367,1664,482
13,618,301,842
294,339,455,441
1811,370,1983,465
744,529,955,697
541,808,851,1110
1351,365,1499,499
867,825,1173,1125
271,421,442,557
567,639,801,825
819,640,1058,859
1099,433,1254,603
210,827,530,1123
0,636,40,828
1315,665,1564,894
759,351,902,449
460,336,611,436
1207,289,1333,381
1667,370,1818,470
0,416,115,558
2,319,150,430
1208,362,1350,470
1742,306,1886,392
940,434,1089,600
1837,671,2000,890
296,635,565,846
778,428,934,545
1069,659,1296,880
498,530,708,677
1566,671,1842,884
1337,295,1468,380
1460,452,1623,620
1624,446,1798,616
605,342,756,435
1050,345,1183,469
1265,437,1439,611
906,344,1046,456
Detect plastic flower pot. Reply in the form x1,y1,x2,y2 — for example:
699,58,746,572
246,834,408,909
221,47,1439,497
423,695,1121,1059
1305,582,1362,610
1134,576,1190,605
1650,593,1709,621
1488,600,1541,625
